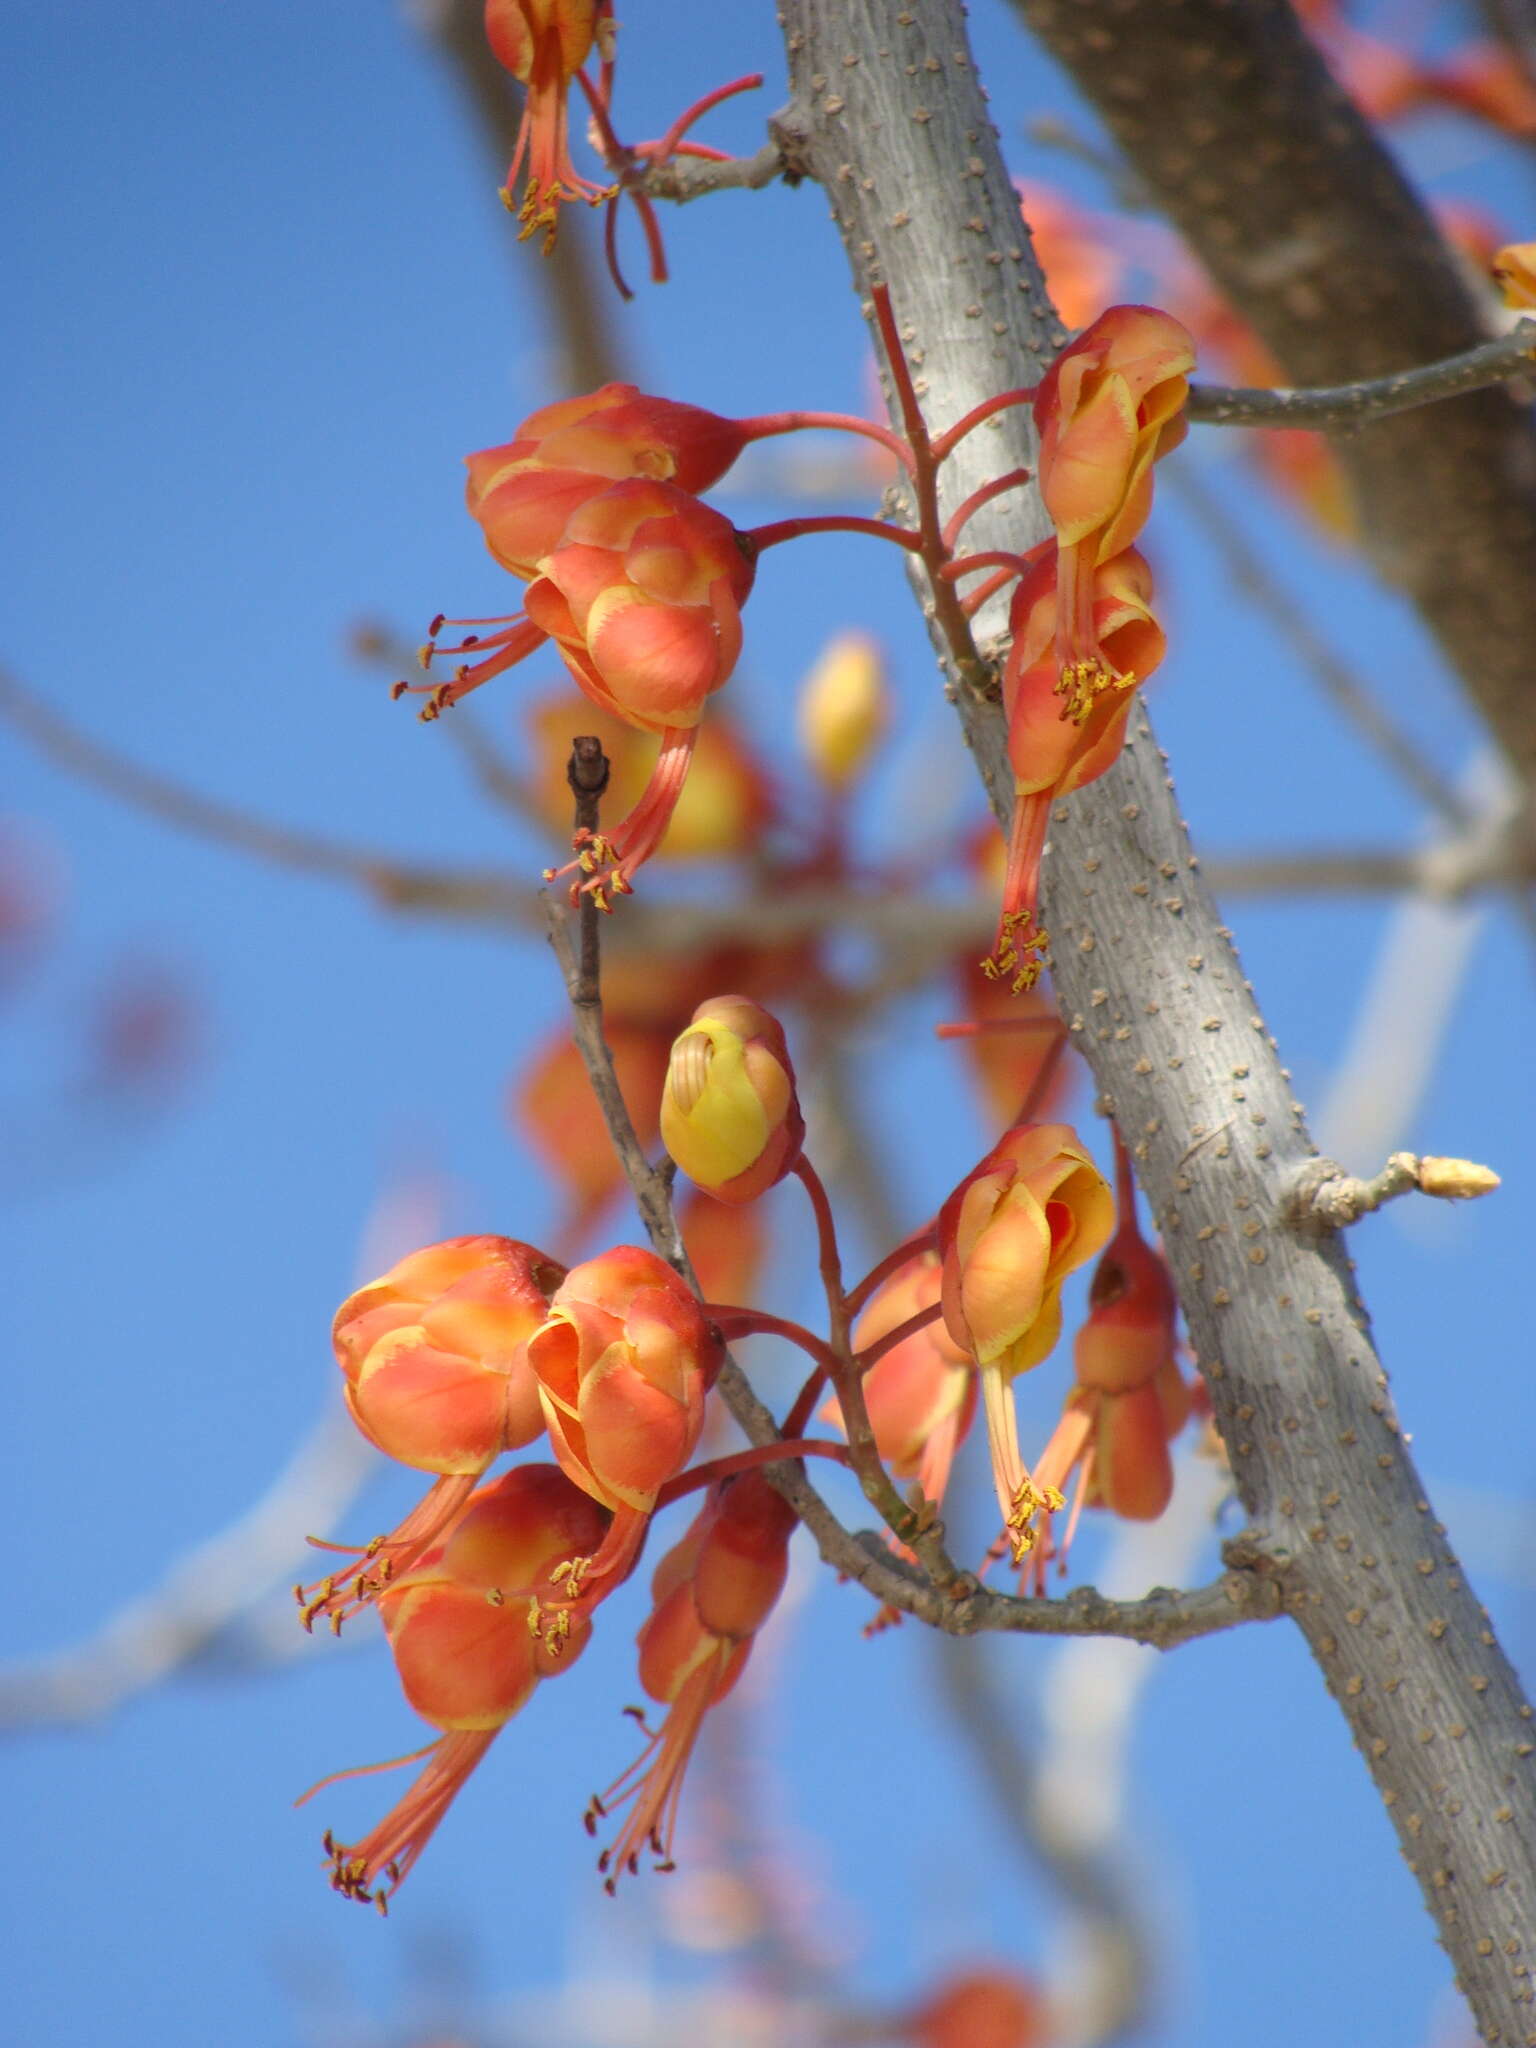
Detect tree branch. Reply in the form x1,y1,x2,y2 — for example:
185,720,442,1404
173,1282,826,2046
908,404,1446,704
1187,322,1536,431
775,3,1536,2034
1007,0,1536,791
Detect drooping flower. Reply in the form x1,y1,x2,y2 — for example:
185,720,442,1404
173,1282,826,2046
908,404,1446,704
466,385,755,581
938,1124,1114,1557
1026,1128,1191,1591
313,1463,611,1910
820,1252,975,1587
1032,305,1193,719
986,547,1165,991
527,481,758,900
527,1244,721,1607
483,0,614,248
661,995,804,1206
589,1468,795,1887
299,1237,565,1632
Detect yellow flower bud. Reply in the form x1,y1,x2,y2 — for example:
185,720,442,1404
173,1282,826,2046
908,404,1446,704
1492,240,1536,312
796,632,887,789
1417,1155,1501,1201
660,996,804,1205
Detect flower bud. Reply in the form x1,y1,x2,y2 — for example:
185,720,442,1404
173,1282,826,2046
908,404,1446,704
333,1235,562,1475
529,1244,720,1516
939,1124,1113,1377
1417,1154,1502,1200
795,631,888,789
660,995,804,1204
1493,240,1536,310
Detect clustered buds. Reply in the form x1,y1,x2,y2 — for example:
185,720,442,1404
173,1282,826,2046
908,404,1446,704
304,1229,732,1906
661,994,805,1204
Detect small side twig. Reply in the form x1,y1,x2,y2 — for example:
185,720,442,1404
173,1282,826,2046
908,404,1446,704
1186,321,1536,432
1285,1151,1501,1233
625,137,790,205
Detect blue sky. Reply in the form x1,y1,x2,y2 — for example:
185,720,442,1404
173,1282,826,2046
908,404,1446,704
5,4,1534,2044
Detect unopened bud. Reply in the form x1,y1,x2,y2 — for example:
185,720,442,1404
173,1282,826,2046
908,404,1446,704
796,631,887,788
1492,240,1536,312
660,995,804,1204
1417,1155,1501,1200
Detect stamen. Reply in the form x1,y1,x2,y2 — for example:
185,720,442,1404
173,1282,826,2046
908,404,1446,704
1057,656,1132,727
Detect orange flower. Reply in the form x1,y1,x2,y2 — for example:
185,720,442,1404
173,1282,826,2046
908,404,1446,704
986,547,1164,992
467,385,754,582
590,1469,795,1886
527,480,758,901
313,1464,610,1910
1027,1129,1191,1590
1032,305,1192,717
660,995,804,1205
299,1237,564,1632
825,1251,976,1520
484,0,612,247
938,1124,1113,1557
528,1244,721,1603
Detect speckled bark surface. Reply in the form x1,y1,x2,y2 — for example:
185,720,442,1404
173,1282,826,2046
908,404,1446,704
774,1,1536,2033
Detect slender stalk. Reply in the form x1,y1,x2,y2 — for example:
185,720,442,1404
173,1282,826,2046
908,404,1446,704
854,1300,946,1375
845,1225,940,1320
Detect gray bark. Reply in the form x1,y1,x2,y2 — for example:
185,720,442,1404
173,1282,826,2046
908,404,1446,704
773,1,1536,2036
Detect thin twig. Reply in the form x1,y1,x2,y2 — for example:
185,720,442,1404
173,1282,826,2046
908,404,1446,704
627,138,790,205
0,662,543,926
1186,320,1536,431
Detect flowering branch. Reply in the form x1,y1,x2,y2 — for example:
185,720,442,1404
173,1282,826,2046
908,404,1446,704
1186,321,1536,431
540,743,1275,1647
776,0,1536,2032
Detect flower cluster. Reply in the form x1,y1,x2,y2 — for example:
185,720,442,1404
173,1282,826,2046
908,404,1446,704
302,1234,731,1908
305,974,1201,1910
